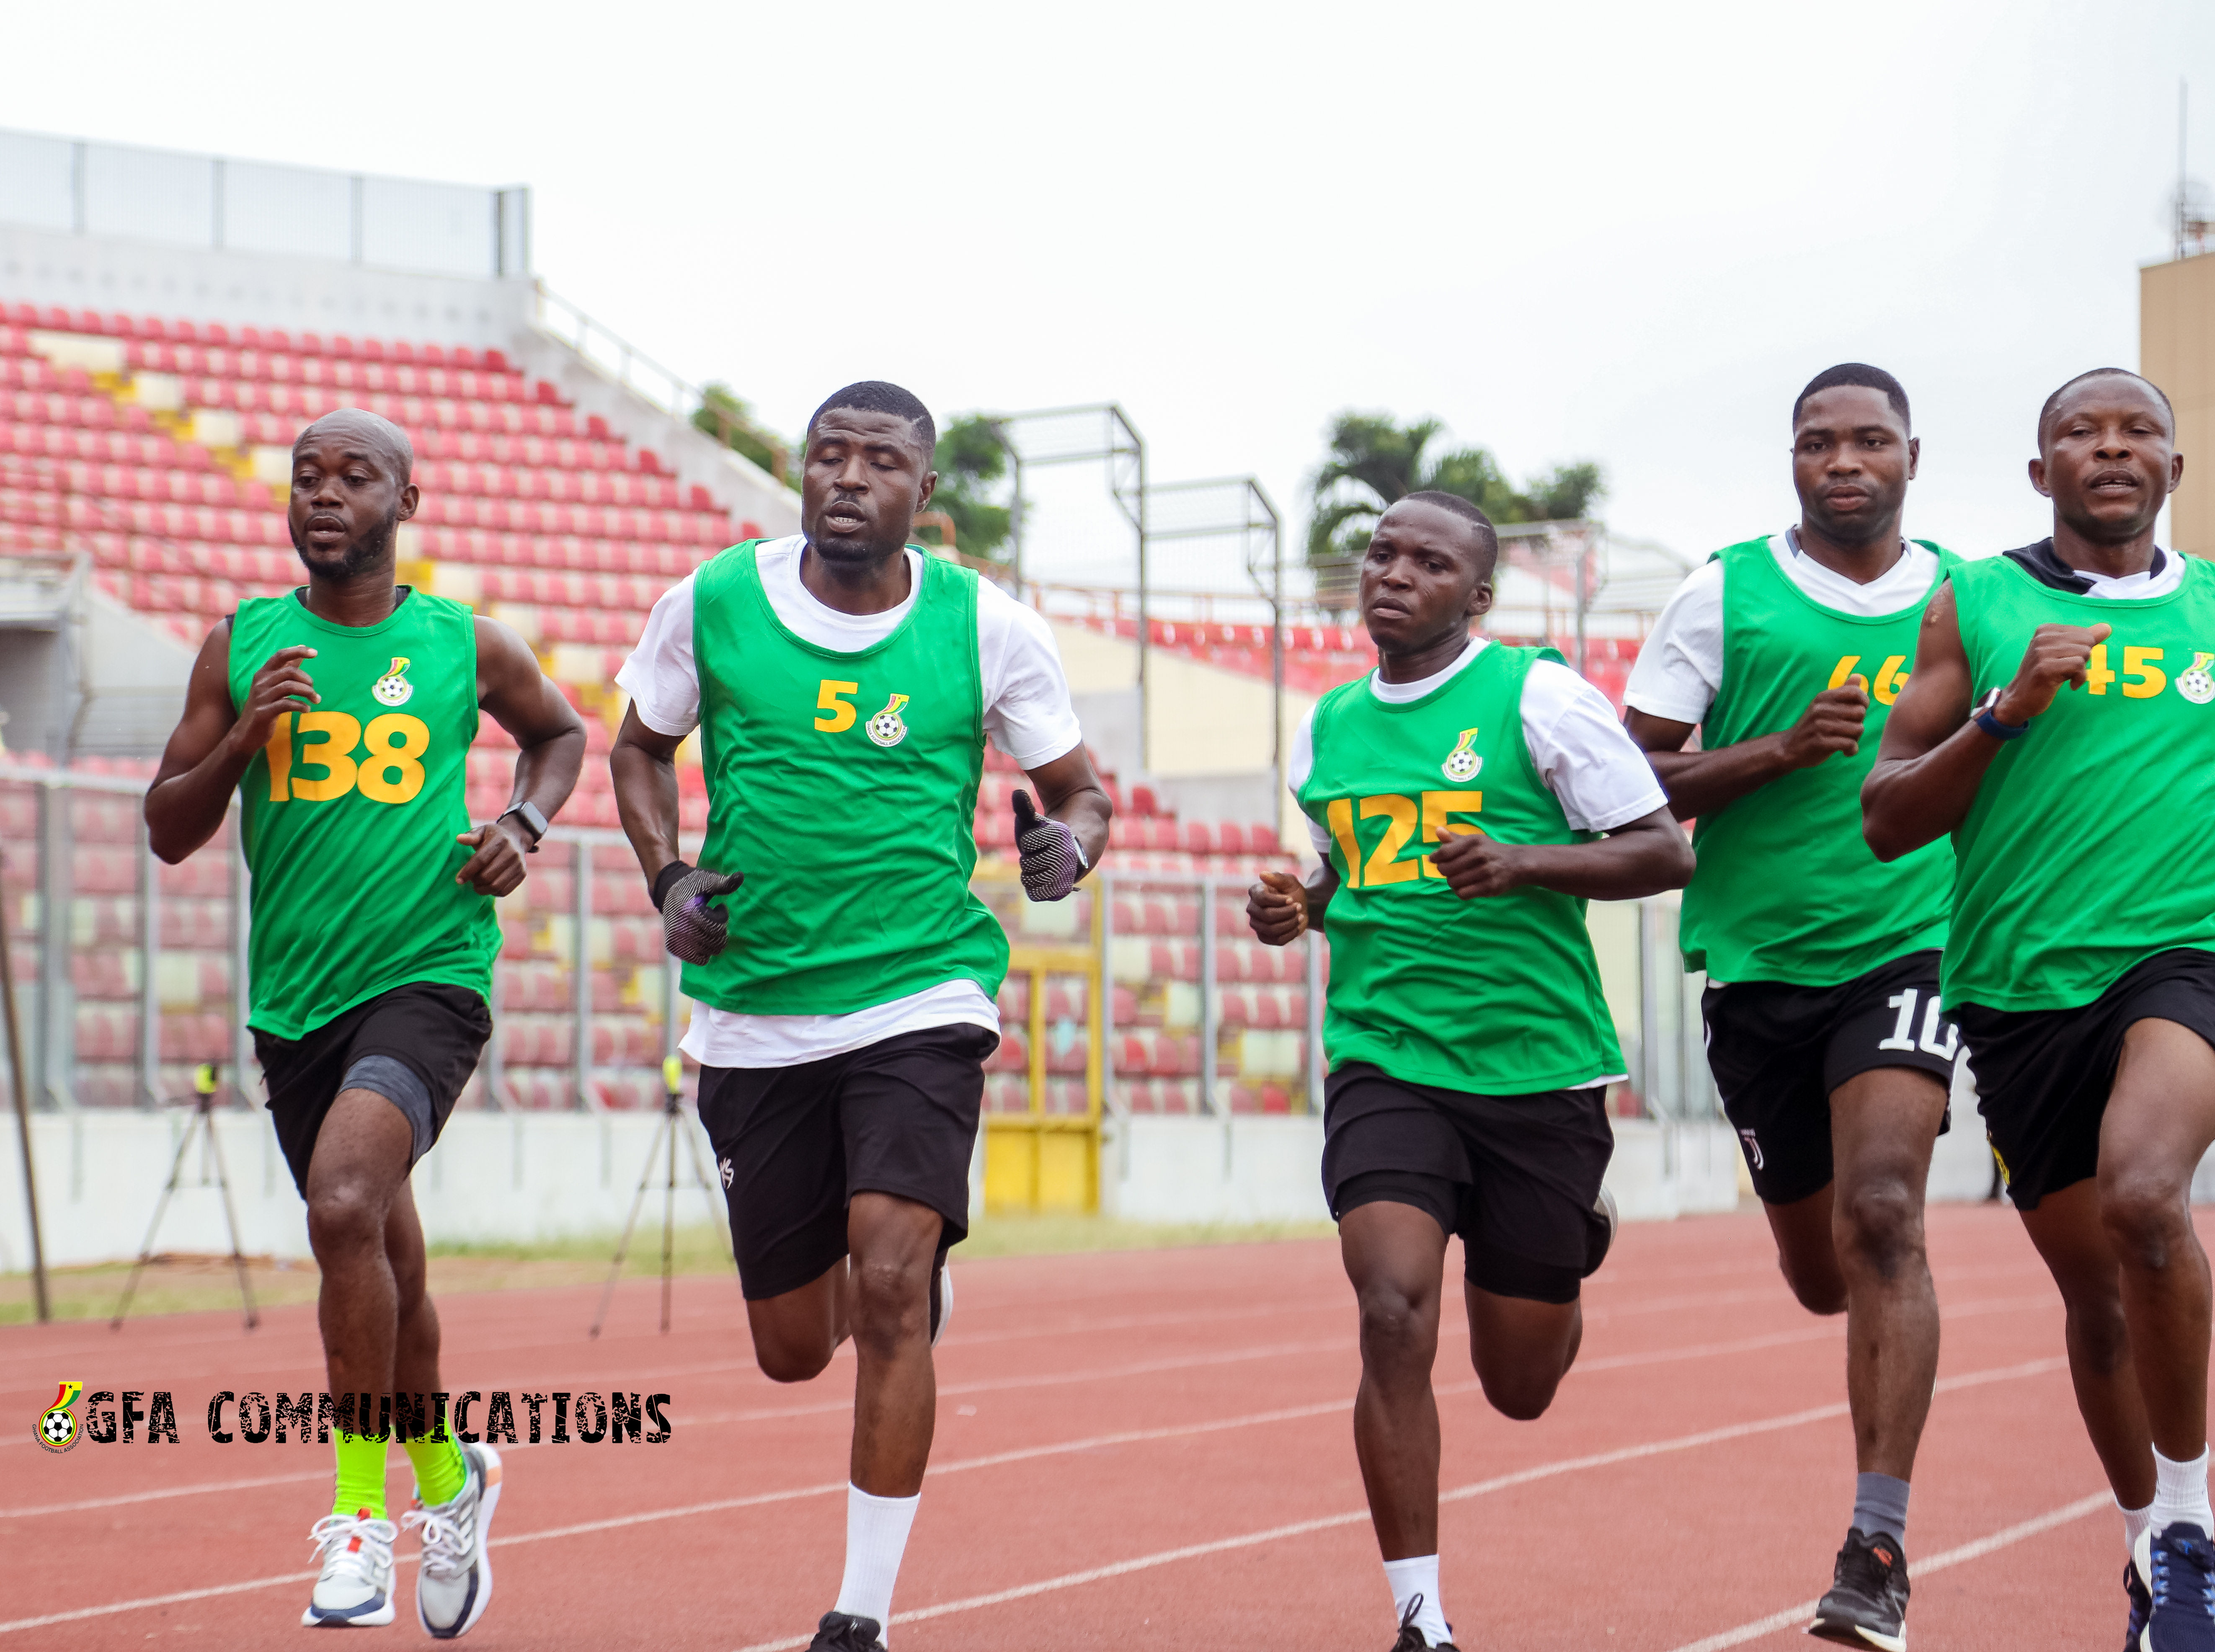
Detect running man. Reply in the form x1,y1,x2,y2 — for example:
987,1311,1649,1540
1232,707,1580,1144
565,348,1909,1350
609,380,1110,1652
1624,364,1955,1650
1247,492,1692,1651
1865,368,2211,1650
145,408,584,1634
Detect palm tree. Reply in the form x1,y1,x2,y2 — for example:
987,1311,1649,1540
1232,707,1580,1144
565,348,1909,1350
1306,411,1605,606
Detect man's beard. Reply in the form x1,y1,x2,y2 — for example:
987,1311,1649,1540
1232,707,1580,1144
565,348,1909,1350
291,508,398,577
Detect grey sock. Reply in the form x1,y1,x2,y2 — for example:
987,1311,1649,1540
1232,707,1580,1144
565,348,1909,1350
1853,1471,1911,1543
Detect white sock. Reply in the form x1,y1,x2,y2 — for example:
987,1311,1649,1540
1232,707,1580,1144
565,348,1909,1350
834,1484,920,1642
2153,1447,2214,1537
1382,1554,1451,1647
2123,1495,2155,1556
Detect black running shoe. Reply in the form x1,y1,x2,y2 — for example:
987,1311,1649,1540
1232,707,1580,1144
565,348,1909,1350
2129,1554,2156,1651
808,1611,885,1652
2138,1522,2215,1649
1389,1594,1459,1651
1808,1528,1909,1651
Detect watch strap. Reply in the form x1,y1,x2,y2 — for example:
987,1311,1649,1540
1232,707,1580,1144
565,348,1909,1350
499,800,550,849
1972,692,2029,741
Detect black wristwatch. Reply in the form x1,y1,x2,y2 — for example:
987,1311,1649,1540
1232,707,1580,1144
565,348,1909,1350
497,800,549,852
1971,689,2029,741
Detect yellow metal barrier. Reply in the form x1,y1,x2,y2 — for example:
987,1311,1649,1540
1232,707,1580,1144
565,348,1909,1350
979,875,1104,1213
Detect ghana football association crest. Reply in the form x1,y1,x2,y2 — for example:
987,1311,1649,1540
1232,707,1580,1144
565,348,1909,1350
36,1381,82,1453
1441,727,1482,782
2179,653,2215,705
867,693,912,748
371,656,414,707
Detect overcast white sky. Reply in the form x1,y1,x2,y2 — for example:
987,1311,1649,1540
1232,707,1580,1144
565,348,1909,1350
9,1,2214,594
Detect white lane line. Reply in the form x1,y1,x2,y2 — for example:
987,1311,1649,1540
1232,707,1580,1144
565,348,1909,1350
1661,1490,2112,1652
0,1353,2068,1637
723,1356,2070,1652
1,1468,330,1519
0,1437,564,1520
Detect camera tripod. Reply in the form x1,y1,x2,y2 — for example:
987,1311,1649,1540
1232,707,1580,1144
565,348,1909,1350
112,1063,259,1332
589,1057,733,1337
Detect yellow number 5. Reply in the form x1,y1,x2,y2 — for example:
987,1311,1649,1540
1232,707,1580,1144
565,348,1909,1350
2122,646,2167,699
814,679,859,733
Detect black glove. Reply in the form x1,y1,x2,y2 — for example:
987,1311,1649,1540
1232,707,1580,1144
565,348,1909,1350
652,860,744,965
1012,790,1087,903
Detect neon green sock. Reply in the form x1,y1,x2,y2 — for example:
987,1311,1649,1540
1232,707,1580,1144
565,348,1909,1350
403,1433,468,1507
332,1430,388,1521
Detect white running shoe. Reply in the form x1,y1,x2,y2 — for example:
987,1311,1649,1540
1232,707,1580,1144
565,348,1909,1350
404,1443,503,1639
930,1257,954,1349
301,1508,398,1627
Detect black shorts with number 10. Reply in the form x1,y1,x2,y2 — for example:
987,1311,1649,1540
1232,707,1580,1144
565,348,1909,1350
1703,949,1956,1205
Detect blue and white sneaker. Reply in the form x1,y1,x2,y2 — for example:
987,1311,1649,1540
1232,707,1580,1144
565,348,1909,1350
301,1509,398,1626
404,1443,502,1639
2136,1521,2215,1649
2129,1555,2155,1650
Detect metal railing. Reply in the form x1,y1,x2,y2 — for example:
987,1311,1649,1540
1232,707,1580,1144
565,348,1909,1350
0,764,1714,1141
0,127,528,280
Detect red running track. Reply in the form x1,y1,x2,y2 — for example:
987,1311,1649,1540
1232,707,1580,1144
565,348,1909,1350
0,1205,2161,1650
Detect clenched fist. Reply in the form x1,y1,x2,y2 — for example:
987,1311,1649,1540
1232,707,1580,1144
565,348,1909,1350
1995,622,2112,724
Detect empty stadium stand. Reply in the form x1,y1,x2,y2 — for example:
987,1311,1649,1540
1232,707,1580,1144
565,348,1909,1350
0,305,1315,1120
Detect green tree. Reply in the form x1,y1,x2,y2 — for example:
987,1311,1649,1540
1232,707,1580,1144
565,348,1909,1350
916,415,1014,560
691,384,793,485
1305,411,1606,571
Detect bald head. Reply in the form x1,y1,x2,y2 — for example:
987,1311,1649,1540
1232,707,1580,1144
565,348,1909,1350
287,408,420,580
294,408,414,483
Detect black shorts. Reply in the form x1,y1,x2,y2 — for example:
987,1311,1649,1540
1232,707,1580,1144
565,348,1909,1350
696,1023,994,1301
1319,1063,1615,1305
1958,948,2215,1212
1703,950,1957,1206
253,982,491,1197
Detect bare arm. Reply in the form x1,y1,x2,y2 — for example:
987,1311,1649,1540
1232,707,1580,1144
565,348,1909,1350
144,624,320,863
611,703,686,887
458,616,587,895
1861,585,2107,861
1430,804,1694,901
1019,743,1113,872
1626,687,1871,822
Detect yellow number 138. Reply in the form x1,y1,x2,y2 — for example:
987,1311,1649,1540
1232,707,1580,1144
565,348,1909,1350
263,712,430,805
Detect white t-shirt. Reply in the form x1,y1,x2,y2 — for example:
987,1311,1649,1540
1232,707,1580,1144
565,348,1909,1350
1623,532,1943,727
2059,548,2183,601
614,536,1084,1066
1286,636,1667,858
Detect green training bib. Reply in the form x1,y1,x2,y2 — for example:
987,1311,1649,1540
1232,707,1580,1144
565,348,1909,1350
1298,643,1624,1095
1679,536,1955,986
684,542,1009,1015
230,590,496,1039
1945,552,2215,1011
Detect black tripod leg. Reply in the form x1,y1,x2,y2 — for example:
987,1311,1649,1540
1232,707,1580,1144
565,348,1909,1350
112,1105,202,1330
661,1100,677,1335
197,1099,258,1330
589,1108,670,1340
